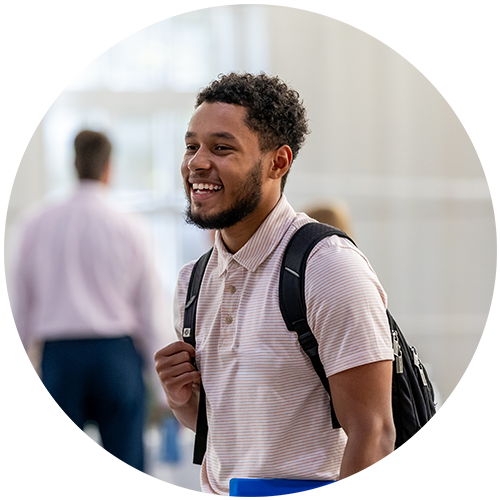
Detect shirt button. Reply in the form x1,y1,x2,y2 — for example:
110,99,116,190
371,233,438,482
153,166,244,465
229,285,236,294
225,316,233,324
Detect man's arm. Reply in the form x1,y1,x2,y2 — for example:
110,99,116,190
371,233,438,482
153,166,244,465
10,221,35,352
328,359,395,479
154,341,201,431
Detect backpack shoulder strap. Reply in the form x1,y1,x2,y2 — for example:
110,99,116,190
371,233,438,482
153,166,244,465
182,247,213,465
183,248,213,349
279,222,356,429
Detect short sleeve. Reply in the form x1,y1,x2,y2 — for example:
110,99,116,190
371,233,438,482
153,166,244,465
305,236,393,377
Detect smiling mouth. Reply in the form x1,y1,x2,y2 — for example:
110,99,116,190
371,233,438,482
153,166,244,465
191,182,223,194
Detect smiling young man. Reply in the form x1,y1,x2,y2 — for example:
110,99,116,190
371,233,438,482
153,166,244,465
155,73,395,495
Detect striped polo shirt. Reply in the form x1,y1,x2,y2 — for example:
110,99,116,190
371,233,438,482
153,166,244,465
173,195,393,495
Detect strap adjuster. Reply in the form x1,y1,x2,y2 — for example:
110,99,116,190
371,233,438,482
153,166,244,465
298,330,318,357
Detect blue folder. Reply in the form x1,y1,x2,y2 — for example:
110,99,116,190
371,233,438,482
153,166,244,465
229,478,334,497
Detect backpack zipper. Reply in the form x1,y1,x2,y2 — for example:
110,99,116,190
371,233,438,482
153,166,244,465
410,346,428,386
392,330,404,374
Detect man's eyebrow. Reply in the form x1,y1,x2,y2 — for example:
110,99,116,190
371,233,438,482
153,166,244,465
184,131,239,141
210,132,238,141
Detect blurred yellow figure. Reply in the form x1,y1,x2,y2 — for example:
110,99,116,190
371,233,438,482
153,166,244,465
306,201,354,238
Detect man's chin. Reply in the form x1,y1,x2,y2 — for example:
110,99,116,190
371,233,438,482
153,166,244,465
184,190,261,231
185,208,217,230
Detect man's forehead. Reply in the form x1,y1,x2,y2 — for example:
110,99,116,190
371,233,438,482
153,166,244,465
186,102,252,135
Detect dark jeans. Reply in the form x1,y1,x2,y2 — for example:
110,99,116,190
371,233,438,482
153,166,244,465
42,336,146,471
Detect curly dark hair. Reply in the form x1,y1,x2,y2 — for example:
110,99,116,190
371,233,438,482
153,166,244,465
195,72,310,192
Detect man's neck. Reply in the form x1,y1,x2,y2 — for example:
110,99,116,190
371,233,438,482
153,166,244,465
78,179,107,187
220,195,281,254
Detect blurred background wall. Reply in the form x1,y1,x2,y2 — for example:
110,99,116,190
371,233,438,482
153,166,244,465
4,4,496,490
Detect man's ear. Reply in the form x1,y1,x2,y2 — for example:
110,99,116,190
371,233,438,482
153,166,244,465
100,160,111,185
269,145,293,180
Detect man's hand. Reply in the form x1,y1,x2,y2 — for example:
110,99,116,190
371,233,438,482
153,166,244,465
155,341,200,407
154,341,201,430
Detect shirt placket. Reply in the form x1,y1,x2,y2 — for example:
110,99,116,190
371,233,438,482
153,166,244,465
219,259,243,349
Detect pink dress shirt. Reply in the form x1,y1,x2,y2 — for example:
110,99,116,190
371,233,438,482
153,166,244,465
11,180,174,374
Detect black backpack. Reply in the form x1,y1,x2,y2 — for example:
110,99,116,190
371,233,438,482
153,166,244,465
182,222,436,464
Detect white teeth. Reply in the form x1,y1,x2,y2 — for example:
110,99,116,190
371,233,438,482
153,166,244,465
192,183,222,191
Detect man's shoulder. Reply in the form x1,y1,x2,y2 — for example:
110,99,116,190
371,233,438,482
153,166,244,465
16,197,65,234
175,245,218,298
302,229,386,311
283,219,379,292
176,258,198,289
305,234,375,288
179,259,197,278
111,209,148,235
277,210,314,248
278,212,358,258
173,259,199,311
81,195,151,241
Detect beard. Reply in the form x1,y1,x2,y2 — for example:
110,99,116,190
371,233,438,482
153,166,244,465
185,159,263,230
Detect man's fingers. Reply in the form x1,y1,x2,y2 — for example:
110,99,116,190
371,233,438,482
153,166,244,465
157,366,200,385
154,340,200,407
155,349,192,371
155,340,195,360
155,343,200,385
158,368,201,397
173,370,201,385
158,359,197,380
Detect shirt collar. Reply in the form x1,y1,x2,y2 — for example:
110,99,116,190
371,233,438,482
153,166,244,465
76,179,108,195
73,179,110,203
214,195,297,276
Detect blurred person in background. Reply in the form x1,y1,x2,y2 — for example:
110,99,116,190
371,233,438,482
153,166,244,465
11,130,174,472
306,201,354,239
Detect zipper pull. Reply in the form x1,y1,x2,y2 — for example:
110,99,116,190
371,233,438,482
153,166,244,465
392,331,401,356
411,346,428,386
411,346,419,366
418,363,428,386
395,352,404,374
392,330,404,374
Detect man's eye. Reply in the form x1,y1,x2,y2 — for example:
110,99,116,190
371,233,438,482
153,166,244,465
215,145,231,151
185,144,198,152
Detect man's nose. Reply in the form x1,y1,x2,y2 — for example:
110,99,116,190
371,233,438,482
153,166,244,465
187,147,211,172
